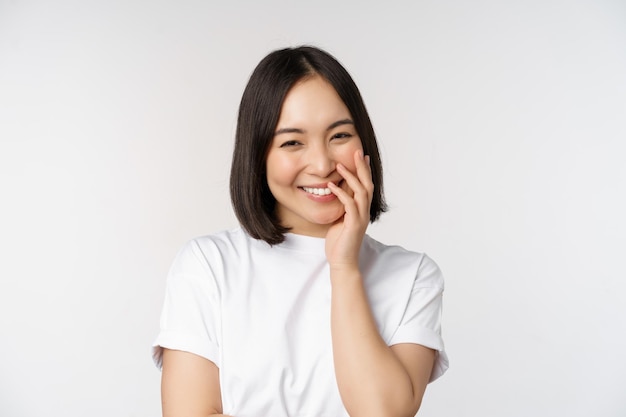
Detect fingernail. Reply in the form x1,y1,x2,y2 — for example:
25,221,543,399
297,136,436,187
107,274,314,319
357,150,363,159
365,155,370,165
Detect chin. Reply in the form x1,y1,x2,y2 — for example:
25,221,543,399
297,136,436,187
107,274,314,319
310,210,345,225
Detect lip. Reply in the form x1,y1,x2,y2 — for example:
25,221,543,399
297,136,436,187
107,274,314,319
298,180,342,202
300,189,338,202
299,180,343,189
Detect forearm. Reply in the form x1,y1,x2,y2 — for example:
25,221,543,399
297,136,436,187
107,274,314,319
330,267,419,417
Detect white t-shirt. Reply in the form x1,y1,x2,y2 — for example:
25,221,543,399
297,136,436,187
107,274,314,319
153,227,448,417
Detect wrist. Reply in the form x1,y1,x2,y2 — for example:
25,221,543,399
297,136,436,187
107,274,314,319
329,263,361,280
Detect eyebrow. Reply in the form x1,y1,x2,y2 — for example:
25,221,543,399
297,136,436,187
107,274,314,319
274,118,354,136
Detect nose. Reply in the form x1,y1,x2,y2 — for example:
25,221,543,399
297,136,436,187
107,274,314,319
305,143,335,178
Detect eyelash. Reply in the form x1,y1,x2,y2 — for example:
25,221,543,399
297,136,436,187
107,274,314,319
279,140,302,148
332,132,352,139
279,133,353,148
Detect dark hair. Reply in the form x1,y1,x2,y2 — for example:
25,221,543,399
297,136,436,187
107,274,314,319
230,45,387,245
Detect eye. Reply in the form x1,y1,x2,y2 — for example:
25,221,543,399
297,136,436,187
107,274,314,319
279,140,302,148
331,132,353,140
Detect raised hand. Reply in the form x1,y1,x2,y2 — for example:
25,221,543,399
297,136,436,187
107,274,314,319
324,149,374,270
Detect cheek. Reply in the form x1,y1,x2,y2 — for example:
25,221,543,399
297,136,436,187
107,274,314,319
337,142,364,173
266,155,298,186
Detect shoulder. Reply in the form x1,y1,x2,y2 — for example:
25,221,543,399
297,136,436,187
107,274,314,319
361,235,444,290
191,227,252,252
170,227,259,274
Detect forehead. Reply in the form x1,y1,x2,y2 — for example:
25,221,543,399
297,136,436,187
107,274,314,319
276,76,352,128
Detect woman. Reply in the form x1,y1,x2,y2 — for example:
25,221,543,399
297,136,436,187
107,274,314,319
153,46,448,417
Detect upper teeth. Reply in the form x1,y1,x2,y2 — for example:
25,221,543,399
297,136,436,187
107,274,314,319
303,186,331,195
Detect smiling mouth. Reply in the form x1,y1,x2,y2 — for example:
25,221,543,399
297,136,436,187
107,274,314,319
301,186,332,196
299,180,343,196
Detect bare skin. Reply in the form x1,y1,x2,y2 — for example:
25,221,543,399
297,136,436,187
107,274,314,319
161,349,230,417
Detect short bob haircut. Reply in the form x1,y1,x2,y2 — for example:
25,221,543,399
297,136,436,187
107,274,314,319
230,46,387,245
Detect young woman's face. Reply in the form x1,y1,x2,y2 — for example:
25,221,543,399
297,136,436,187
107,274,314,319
265,76,363,237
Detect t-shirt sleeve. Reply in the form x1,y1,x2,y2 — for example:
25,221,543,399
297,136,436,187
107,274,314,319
152,239,221,370
389,254,449,382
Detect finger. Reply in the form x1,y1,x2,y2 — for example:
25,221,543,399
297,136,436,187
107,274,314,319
331,169,369,223
342,151,374,210
354,151,374,196
327,181,359,217
336,163,370,214
328,180,355,207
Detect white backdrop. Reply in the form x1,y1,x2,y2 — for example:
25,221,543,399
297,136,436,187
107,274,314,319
1,1,625,416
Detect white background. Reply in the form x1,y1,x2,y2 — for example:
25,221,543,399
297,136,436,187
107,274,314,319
1,1,625,416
